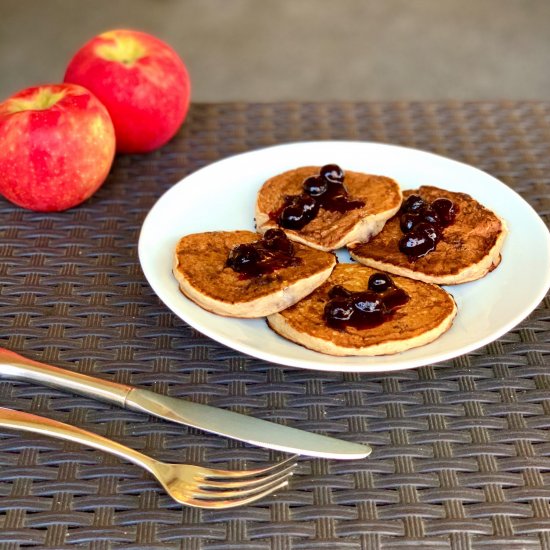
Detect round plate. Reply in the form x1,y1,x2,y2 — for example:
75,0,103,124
138,141,550,372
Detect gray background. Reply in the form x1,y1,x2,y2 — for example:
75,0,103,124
1,0,549,102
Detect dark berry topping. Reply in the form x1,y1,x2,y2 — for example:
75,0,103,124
416,221,441,243
352,291,385,314
397,192,457,260
320,164,345,184
226,231,301,277
432,197,457,226
324,299,355,327
401,194,425,213
383,288,410,310
263,228,286,242
273,164,365,230
398,222,439,258
263,228,294,254
400,212,422,233
227,244,262,271
321,187,366,213
421,205,440,226
368,272,393,292
324,273,409,330
303,176,328,197
279,194,319,230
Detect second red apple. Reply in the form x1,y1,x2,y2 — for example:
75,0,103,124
0,83,115,211
64,29,191,154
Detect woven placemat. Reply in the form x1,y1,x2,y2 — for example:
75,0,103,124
0,101,549,550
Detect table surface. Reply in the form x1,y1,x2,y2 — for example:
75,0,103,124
0,101,549,550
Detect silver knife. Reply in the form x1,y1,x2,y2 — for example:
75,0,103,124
0,347,371,459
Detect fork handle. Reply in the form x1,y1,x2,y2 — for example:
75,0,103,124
0,406,158,473
0,347,132,405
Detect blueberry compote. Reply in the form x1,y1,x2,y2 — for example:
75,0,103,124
324,272,409,330
398,194,457,259
226,229,301,278
274,164,365,230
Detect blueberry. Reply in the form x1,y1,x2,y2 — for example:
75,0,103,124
400,212,421,233
432,197,457,226
324,298,354,326
227,244,262,271
398,222,440,258
401,194,425,213
421,205,440,226
263,228,293,254
303,176,328,196
279,195,319,230
368,273,394,293
416,221,441,243
352,291,384,314
320,164,344,184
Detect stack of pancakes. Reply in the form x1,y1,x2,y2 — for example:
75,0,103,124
173,165,507,356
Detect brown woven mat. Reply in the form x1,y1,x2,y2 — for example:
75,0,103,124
0,101,549,549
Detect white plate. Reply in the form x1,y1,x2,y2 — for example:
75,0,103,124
138,141,550,372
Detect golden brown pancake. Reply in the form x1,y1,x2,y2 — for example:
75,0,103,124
173,230,337,317
267,263,457,356
255,166,402,251
348,186,507,285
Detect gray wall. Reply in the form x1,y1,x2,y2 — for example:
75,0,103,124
1,0,549,102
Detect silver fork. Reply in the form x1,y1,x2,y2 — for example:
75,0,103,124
0,407,297,508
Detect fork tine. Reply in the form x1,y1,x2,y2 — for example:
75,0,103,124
192,465,295,499
198,463,297,490
199,454,298,480
185,478,292,509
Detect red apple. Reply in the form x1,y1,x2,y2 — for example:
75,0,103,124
0,83,116,212
64,29,191,154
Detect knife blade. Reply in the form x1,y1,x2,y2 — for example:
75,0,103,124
125,388,370,458
0,347,371,459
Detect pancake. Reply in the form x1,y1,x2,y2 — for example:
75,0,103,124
267,263,457,356
348,186,507,285
255,165,402,251
173,230,337,318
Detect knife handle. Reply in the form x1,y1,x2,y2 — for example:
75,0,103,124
0,347,132,406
